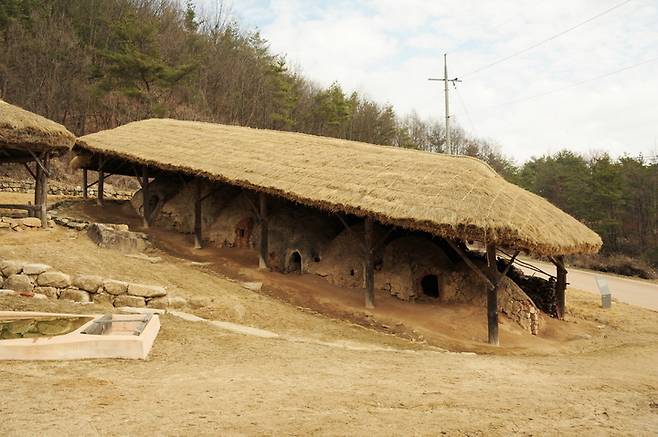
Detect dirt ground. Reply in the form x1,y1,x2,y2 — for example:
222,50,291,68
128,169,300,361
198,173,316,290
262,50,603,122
1,195,658,435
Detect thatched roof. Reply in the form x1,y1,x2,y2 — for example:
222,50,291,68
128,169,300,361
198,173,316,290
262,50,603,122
0,99,75,154
75,119,602,256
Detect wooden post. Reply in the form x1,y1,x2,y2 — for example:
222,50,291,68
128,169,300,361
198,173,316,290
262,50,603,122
97,157,105,206
82,169,88,200
486,243,499,346
33,162,42,218
141,166,150,228
194,179,202,249
34,152,50,228
258,192,269,269
364,217,375,309
555,255,567,319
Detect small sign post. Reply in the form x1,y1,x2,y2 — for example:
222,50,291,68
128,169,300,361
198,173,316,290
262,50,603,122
595,276,612,309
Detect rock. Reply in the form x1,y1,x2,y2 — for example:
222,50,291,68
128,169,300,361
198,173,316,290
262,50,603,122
3,274,34,292
34,286,59,299
37,271,71,288
113,295,145,308
0,289,17,297
127,283,166,298
0,260,23,276
87,223,150,253
22,263,51,275
92,292,113,306
167,296,187,309
146,296,169,309
59,288,91,303
0,222,10,229
147,295,187,309
21,217,42,228
68,222,87,231
73,275,104,293
32,293,48,300
189,296,212,308
5,319,35,335
103,279,129,295
241,281,263,291
37,319,77,336
125,253,162,263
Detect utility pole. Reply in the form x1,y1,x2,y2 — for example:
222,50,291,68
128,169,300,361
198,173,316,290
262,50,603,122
429,54,461,153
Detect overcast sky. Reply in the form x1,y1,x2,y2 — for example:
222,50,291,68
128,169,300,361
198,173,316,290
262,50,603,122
194,0,658,162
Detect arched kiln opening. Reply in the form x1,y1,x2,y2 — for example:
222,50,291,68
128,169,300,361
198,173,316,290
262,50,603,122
420,274,440,299
287,251,302,274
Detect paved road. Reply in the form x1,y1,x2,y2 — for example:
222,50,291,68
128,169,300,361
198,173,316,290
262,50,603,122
518,260,658,311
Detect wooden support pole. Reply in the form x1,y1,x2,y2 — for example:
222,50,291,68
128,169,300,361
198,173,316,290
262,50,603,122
554,255,567,319
486,243,499,346
194,179,203,249
33,161,42,218
82,169,88,199
141,166,150,228
97,157,105,206
258,192,269,269
364,217,375,309
37,152,49,228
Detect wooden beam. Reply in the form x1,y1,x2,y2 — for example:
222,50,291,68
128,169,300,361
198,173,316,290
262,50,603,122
0,204,39,211
33,159,42,217
337,215,367,253
97,157,105,206
27,149,50,177
23,163,36,181
364,217,375,309
553,255,567,319
486,243,498,346
141,166,150,228
243,193,260,218
37,152,50,228
0,156,35,164
445,239,495,289
82,169,88,199
496,250,520,285
194,179,203,249
258,192,269,269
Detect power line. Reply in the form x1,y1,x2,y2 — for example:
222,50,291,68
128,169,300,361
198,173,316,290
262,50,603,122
454,84,478,135
462,0,633,77
475,55,658,112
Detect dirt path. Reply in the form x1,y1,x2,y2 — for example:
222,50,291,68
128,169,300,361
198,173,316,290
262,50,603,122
2,196,658,435
519,259,658,311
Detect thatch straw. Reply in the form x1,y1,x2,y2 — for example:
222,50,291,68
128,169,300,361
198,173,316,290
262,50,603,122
0,99,75,152
76,119,602,256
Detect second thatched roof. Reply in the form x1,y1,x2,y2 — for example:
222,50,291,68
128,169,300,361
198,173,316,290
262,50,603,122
75,118,602,256
0,99,75,153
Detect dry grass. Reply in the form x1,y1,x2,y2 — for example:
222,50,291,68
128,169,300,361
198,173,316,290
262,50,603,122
76,118,602,256
0,99,75,153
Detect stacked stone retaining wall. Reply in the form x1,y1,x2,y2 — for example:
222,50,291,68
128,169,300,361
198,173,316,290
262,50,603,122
0,259,186,310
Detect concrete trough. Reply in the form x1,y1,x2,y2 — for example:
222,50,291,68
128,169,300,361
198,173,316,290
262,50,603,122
0,311,160,360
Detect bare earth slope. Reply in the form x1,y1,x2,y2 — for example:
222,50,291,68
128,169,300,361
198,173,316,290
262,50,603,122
1,202,657,435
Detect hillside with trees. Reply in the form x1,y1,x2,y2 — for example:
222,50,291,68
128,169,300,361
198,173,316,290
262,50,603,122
0,0,655,271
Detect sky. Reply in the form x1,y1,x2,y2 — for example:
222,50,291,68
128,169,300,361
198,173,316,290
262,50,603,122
193,0,658,162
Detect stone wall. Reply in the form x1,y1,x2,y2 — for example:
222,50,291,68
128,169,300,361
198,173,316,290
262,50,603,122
0,259,186,310
441,261,541,335
0,216,49,232
125,177,542,334
0,178,132,200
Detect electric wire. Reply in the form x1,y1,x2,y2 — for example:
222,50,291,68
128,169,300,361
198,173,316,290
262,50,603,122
474,55,658,112
462,0,633,77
